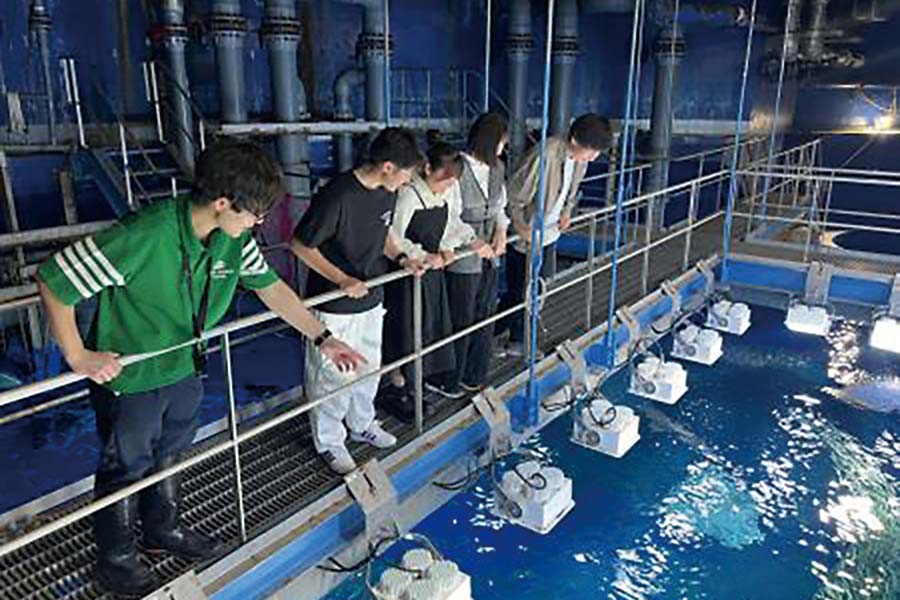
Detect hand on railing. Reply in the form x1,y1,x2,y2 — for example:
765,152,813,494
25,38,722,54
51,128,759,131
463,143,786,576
470,238,495,259
399,255,428,278
68,348,123,384
339,276,369,298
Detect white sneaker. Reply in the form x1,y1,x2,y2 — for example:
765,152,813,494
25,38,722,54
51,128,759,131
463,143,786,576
320,445,357,475
350,421,397,449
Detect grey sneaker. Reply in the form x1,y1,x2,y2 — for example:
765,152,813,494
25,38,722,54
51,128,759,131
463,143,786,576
350,421,397,449
320,445,357,475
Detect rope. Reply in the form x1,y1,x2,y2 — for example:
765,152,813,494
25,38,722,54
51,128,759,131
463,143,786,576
721,0,758,283
525,0,558,428
605,0,647,366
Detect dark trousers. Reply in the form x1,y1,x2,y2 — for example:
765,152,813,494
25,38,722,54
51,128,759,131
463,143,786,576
445,263,499,389
91,376,203,496
503,243,558,343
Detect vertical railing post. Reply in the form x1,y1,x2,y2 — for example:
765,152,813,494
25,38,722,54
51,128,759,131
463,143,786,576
198,119,207,152
641,199,652,296
63,59,86,148
145,61,165,143
413,274,424,435
222,332,248,543
683,179,698,270
803,179,820,262
119,123,134,210
586,214,596,329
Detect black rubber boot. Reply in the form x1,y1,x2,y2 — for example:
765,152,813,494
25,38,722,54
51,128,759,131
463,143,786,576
94,496,161,598
140,456,224,562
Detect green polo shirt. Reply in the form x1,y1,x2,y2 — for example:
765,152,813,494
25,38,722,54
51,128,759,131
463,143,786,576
37,197,279,394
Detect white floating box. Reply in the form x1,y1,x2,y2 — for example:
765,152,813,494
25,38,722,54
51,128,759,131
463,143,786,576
870,316,900,353
785,304,831,336
706,300,752,335
376,550,472,600
629,356,688,405
492,461,575,535
671,325,723,366
571,397,640,458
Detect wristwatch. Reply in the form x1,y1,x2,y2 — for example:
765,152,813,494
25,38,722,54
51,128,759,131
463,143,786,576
396,252,409,264
313,328,333,347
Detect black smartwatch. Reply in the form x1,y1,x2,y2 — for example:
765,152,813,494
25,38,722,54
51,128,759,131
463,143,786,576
313,328,333,347
396,252,408,264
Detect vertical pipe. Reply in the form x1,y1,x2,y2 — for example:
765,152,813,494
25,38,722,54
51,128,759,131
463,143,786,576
507,0,534,161
333,68,365,171
413,275,424,435
642,202,652,296
549,0,579,136
683,179,698,269
211,0,248,124
646,24,684,228
159,0,195,170
483,0,493,113
29,0,56,144
348,1,390,123
606,0,644,367
759,0,801,225
115,0,135,115
119,123,134,210
586,214,596,329
263,0,310,200
721,0,758,284
222,333,248,543
525,0,556,428
805,0,829,60
383,0,391,126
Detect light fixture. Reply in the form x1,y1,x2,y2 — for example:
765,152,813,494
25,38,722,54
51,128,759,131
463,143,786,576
785,302,832,336
869,275,900,353
870,316,900,353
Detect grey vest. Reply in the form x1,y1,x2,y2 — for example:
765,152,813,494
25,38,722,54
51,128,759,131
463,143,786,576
449,159,507,274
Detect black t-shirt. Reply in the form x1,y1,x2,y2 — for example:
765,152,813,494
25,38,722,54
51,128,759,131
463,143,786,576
294,171,395,314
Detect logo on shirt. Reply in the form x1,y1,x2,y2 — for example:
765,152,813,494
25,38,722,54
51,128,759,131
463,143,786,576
379,210,393,226
211,259,234,280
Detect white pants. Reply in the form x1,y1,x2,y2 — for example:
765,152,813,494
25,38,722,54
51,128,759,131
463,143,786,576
306,304,385,452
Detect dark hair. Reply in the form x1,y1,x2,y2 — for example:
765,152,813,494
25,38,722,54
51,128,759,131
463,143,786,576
192,140,285,216
368,127,423,169
467,112,509,167
569,114,613,152
425,142,464,179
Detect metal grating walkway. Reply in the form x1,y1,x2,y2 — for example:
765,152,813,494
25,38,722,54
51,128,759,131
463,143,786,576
0,208,750,600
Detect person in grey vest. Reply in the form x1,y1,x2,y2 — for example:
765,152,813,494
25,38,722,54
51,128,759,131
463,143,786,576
501,114,613,356
439,113,510,395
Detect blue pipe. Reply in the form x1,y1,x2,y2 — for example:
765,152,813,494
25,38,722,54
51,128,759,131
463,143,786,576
211,0,248,124
507,0,533,161
549,0,579,135
721,0,758,284
263,0,309,200
526,0,557,428
605,0,645,366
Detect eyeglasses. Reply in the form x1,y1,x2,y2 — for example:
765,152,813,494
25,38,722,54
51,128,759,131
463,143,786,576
233,205,268,226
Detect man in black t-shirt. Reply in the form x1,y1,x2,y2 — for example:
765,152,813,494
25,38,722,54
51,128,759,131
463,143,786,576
292,128,425,474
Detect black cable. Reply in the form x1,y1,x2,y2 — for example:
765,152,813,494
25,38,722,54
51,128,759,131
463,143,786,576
317,533,399,573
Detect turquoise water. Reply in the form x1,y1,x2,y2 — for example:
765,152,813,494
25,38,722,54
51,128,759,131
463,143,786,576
326,306,900,599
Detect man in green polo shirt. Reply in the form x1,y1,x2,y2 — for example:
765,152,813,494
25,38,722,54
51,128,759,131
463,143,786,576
36,141,364,598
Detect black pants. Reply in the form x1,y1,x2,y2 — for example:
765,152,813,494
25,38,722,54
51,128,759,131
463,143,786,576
503,243,558,343
91,376,203,496
445,262,499,390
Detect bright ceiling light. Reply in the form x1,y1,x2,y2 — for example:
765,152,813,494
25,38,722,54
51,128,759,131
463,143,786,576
870,316,900,353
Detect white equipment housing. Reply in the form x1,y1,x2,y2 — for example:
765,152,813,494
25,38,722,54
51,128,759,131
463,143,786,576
571,397,640,458
671,324,723,365
492,461,575,535
785,303,831,336
629,356,688,405
375,549,472,600
706,300,752,335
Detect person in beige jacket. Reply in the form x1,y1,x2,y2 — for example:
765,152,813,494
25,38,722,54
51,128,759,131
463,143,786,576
501,113,613,355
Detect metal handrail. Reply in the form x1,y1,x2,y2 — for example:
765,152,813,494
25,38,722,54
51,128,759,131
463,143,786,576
0,139,822,561
150,59,210,143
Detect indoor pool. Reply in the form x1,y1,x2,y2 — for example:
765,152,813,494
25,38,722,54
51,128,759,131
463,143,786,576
325,305,900,600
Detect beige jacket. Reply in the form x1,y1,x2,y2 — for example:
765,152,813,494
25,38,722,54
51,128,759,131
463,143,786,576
507,136,588,238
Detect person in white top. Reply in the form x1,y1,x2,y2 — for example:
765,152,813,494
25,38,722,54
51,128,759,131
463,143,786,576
380,143,492,419
438,113,511,396
502,114,613,356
